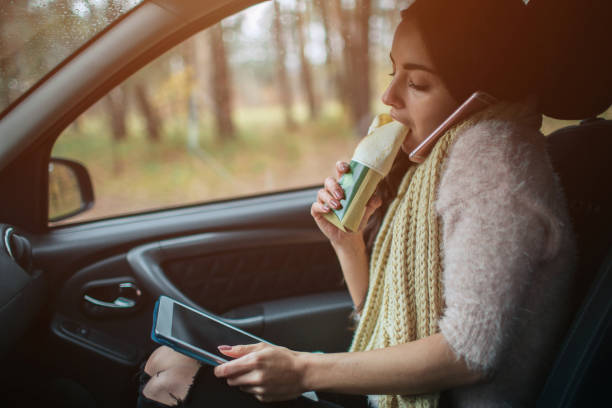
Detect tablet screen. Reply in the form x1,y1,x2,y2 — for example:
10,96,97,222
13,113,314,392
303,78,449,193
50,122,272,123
171,302,261,360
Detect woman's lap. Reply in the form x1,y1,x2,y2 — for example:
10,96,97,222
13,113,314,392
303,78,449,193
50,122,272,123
137,365,368,408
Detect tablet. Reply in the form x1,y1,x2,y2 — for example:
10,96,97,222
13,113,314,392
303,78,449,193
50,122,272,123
151,295,319,402
151,295,268,366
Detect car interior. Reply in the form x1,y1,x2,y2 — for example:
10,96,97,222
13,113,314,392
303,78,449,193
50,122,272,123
0,0,610,407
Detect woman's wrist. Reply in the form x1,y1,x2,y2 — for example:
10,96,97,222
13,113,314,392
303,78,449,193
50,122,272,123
332,234,369,311
331,234,366,255
298,351,327,392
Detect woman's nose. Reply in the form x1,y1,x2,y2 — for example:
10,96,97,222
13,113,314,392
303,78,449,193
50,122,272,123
381,78,404,109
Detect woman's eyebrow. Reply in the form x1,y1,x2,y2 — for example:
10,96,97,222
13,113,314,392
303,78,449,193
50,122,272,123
389,53,435,74
401,62,436,74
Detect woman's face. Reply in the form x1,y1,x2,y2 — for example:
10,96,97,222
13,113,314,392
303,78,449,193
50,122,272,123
382,17,459,154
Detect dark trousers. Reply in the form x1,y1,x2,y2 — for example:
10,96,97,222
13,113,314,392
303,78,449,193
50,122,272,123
137,365,369,408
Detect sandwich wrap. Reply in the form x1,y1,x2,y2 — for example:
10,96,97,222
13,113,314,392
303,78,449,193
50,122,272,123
324,114,408,232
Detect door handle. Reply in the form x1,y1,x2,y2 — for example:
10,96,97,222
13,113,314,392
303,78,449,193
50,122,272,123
82,281,142,317
83,295,135,309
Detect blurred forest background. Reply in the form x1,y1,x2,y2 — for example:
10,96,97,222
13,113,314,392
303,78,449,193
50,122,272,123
1,0,608,223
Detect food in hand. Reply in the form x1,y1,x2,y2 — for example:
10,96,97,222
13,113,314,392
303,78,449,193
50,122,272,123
324,114,407,232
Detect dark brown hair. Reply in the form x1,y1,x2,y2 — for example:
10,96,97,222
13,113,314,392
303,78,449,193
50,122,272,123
363,0,611,255
400,0,611,120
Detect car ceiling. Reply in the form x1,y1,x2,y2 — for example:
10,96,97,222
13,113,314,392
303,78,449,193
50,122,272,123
0,0,265,173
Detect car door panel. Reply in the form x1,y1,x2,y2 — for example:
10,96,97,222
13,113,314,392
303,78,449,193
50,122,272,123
51,254,152,367
128,229,351,350
32,189,318,272
1,1,356,405
128,229,344,314
32,188,353,394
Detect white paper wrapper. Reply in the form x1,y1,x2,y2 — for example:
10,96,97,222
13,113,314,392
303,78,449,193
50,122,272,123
352,117,408,176
324,114,407,232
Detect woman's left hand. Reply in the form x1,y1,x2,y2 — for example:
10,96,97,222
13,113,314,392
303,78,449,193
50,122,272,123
214,342,308,402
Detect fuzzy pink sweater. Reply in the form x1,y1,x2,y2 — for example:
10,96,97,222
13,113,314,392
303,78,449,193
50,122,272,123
434,113,575,407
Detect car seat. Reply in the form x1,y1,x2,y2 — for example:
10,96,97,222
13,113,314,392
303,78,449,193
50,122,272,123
537,117,612,406
547,118,612,307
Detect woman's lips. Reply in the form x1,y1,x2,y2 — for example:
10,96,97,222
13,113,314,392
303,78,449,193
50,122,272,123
389,111,413,147
389,110,400,122
389,111,410,129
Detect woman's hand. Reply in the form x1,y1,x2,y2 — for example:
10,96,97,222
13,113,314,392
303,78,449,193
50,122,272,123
214,343,308,402
311,161,382,249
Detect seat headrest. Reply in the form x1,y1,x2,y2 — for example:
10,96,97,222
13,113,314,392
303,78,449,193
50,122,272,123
531,0,612,119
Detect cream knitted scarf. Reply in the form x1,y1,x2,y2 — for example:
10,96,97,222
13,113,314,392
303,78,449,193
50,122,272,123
348,108,499,408
349,103,533,408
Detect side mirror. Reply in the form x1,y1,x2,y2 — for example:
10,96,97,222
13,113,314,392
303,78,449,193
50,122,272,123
48,158,94,223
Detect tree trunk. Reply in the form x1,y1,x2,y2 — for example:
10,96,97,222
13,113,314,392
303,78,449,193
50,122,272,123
353,0,372,136
103,86,128,174
273,0,296,130
315,0,342,102
334,0,372,136
332,0,352,110
182,39,201,150
104,87,127,141
295,0,319,120
208,23,235,142
133,82,161,142
103,0,129,174
316,0,333,70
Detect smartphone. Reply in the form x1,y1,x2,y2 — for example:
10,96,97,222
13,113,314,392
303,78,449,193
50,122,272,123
408,91,497,163
152,295,268,366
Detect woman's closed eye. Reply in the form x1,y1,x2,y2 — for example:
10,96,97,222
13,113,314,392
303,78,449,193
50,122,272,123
387,70,427,91
408,80,428,91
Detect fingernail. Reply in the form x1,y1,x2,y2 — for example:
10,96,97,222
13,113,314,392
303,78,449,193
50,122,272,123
333,191,342,200
323,204,330,212
341,162,349,171
218,345,232,351
331,200,341,209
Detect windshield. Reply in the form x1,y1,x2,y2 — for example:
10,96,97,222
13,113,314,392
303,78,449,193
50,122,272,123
0,0,144,114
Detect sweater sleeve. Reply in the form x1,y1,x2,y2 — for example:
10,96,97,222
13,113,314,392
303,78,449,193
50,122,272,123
435,120,564,374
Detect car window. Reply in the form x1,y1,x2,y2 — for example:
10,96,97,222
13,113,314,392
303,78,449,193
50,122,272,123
50,0,411,225
49,0,611,226
0,0,144,115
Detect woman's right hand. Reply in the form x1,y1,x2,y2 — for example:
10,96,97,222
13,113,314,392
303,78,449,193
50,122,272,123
310,161,382,250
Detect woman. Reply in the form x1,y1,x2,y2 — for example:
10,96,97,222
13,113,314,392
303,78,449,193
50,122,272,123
138,1,583,407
